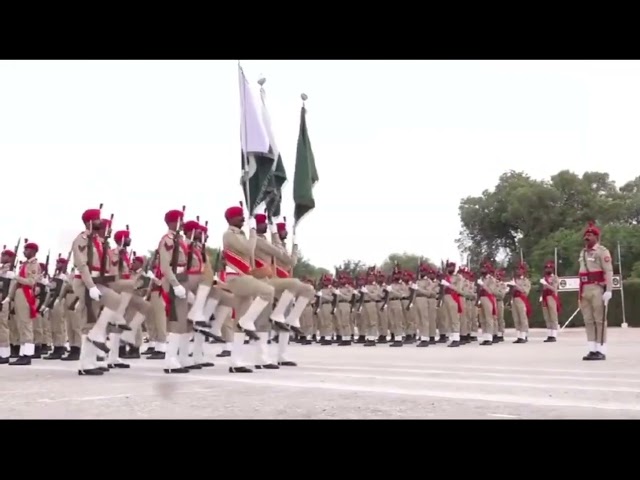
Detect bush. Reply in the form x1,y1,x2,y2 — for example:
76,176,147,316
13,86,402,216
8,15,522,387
503,279,640,328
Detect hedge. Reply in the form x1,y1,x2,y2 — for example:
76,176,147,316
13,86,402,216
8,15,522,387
503,279,640,328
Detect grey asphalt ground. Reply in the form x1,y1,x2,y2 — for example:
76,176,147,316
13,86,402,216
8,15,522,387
1,327,638,419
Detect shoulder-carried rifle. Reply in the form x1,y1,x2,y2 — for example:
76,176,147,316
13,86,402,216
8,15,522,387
168,205,186,322
0,237,21,312
35,249,51,311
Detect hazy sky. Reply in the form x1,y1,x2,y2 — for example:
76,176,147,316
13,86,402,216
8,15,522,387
0,60,639,270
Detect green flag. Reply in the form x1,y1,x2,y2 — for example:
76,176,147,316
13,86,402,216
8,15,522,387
293,105,319,224
265,153,287,218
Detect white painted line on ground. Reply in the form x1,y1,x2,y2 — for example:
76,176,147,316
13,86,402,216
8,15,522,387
488,413,520,418
296,369,640,393
297,364,640,384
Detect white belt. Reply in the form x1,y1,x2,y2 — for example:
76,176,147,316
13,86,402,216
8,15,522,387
176,267,186,274
91,271,100,277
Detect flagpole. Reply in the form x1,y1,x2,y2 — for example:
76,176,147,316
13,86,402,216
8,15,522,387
292,92,308,245
618,241,628,328
238,61,252,218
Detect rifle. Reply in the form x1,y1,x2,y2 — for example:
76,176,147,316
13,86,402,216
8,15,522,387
117,224,131,277
142,250,159,301
42,252,69,311
168,205,186,322
0,237,20,312
405,257,422,311
330,268,339,316
312,277,322,315
356,281,366,313
35,249,51,311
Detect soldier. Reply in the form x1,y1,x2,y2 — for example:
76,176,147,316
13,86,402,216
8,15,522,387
434,269,448,343
578,221,613,360
334,272,356,346
463,268,478,343
508,262,532,344
145,255,168,360
376,271,390,343
387,268,406,347
33,261,51,358
413,264,434,347
352,274,368,344
119,254,150,358
41,257,70,360
0,248,17,364
424,266,440,344
476,261,498,346
540,260,561,343
71,209,125,376
439,261,464,347
401,270,419,344
298,277,315,344
316,273,335,345
221,206,275,373
493,268,508,343
7,241,42,365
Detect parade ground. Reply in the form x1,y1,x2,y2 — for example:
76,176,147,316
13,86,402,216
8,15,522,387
1,327,639,419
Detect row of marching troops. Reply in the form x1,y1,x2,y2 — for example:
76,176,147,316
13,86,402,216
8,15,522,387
294,260,562,348
0,206,317,375
0,216,614,370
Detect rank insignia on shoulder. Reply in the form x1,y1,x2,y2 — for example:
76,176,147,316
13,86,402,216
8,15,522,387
78,245,86,252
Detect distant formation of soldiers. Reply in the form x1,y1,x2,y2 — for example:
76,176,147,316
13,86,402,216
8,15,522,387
0,213,614,374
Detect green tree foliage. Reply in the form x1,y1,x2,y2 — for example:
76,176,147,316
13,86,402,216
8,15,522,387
458,170,640,277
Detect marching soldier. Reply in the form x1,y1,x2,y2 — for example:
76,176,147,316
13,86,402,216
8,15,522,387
434,268,448,343
493,268,507,342
578,221,613,360
476,261,498,346
376,271,390,343
357,268,380,347
145,255,168,360
463,269,478,343
401,270,419,344
387,268,406,347
508,262,532,344
0,248,17,364
8,241,42,366
335,272,355,346
439,261,464,347
540,260,560,343
119,254,149,358
71,208,124,376
457,266,471,344
352,274,368,344
221,206,275,373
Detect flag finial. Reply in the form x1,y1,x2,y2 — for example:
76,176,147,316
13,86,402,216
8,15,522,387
301,93,308,101
258,76,266,87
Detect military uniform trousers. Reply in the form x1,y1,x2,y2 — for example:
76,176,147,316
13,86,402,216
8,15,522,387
414,297,429,338
436,304,447,335
496,299,505,334
403,301,418,336
163,275,201,335
580,284,606,344
443,294,460,333
13,289,39,344
511,297,529,334
300,305,314,337
467,300,478,334
49,299,68,347
542,296,559,331
225,274,274,321
362,301,379,337
388,299,405,337
318,303,334,338
70,279,123,334
478,296,494,336
64,294,82,347
149,290,167,344
337,303,352,336
0,303,10,348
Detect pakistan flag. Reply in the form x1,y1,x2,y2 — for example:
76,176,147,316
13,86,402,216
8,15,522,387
293,104,319,224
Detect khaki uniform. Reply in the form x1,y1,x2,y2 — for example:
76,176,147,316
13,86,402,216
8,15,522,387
459,277,472,337
9,257,42,348
300,302,314,337
158,231,193,335
511,276,531,340
414,278,437,341
402,283,419,339
359,283,382,342
578,243,613,354
464,279,477,338
477,274,498,342
336,285,354,338
0,262,14,352
442,273,464,343
317,286,335,341
494,280,508,338
541,273,560,337
377,282,390,340
387,282,406,340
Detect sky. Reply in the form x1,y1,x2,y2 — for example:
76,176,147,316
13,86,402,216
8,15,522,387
0,59,639,270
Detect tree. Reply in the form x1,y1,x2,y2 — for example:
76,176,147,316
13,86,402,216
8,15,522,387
292,251,329,279
380,252,432,274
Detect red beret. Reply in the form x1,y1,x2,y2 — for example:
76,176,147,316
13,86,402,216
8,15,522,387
446,261,456,268
1,250,15,257
56,258,68,264
114,230,129,244
133,256,145,264
198,224,208,234
517,261,528,271
25,242,38,252
183,220,200,233
254,214,267,224
584,221,600,237
164,209,184,224
276,222,286,233
82,209,101,223
544,260,554,269
100,218,111,229
224,206,244,221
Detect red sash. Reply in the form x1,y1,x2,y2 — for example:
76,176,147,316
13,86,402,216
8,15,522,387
513,290,532,318
444,275,463,313
188,247,203,274
480,291,497,315
18,262,38,319
223,249,251,275
578,270,604,300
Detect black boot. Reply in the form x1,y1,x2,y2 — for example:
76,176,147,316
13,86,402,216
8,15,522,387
9,355,31,366
32,344,42,359
61,346,81,361
122,346,140,359
10,345,19,358
437,334,447,344
43,346,66,360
